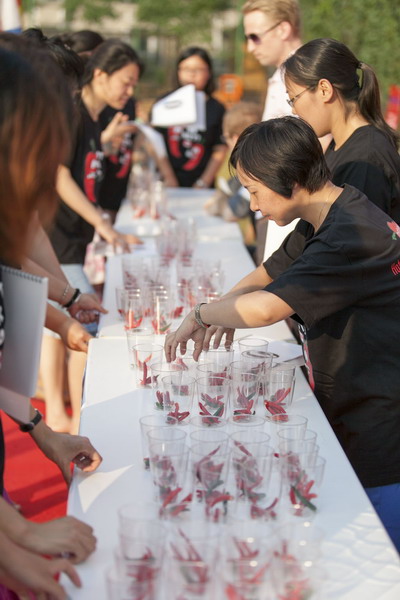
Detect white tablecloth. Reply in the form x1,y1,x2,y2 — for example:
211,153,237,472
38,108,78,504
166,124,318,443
63,337,400,599
63,189,400,598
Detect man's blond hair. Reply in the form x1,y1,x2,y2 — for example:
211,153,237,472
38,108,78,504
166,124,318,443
242,0,301,37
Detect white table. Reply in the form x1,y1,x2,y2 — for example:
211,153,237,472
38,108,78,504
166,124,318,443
64,337,400,599
97,243,290,342
64,189,400,598
115,188,242,243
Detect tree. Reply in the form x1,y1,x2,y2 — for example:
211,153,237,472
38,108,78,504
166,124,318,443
63,0,116,24
300,0,400,102
136,0,233,44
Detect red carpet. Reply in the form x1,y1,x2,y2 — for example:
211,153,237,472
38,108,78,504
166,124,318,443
2,399,68,522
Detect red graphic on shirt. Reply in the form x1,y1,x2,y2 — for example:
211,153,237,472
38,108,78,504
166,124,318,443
84,140,103,203
109,149,132,179
108,134,133,179
391,260,400,276
387,221,400,240
182,143,204,171
168,127,183,158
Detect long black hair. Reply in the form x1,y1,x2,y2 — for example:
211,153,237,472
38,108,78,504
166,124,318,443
82,39,144,87
230,117,331,198
284,38,399,150
175,46,215,96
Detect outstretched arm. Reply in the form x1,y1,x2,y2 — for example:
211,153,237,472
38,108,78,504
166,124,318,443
165,289,293,361
203,263,274,348
56,165,142,249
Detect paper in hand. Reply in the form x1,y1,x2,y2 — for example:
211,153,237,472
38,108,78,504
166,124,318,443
151,84,197,128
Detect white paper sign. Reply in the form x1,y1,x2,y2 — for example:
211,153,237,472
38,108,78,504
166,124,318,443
151,84,197,128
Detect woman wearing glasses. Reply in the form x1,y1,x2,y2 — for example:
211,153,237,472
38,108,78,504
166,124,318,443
153,47,227,189
284,38,400,221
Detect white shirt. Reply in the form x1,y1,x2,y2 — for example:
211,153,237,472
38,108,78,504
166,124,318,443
262,67,292,121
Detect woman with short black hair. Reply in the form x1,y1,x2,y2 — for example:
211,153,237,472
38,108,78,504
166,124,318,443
165,116,400,551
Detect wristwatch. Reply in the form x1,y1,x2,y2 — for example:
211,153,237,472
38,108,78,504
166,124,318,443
195,178,207,188
194,303,210,329
19,409,43,432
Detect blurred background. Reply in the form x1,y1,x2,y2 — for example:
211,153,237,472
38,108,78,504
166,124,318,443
6,0,400,120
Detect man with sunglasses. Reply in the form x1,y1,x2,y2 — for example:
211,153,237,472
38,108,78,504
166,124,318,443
242,1,302,264
242,0,302,121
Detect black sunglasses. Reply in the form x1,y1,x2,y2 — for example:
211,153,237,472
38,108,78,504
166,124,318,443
245,22,281,45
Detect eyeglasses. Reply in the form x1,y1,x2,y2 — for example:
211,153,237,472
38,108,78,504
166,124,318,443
178,67,209,75
245,22,281,44
286,86,313,108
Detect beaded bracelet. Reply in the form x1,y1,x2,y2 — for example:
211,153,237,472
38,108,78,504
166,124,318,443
60,283,70,306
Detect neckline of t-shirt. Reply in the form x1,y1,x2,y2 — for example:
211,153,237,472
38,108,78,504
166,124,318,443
330,124,373,153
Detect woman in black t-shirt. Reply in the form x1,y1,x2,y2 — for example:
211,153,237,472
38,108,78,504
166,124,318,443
283,38,400,222
154,46,227,188
165,117,400,552
0,44,101,599
46,39,144,433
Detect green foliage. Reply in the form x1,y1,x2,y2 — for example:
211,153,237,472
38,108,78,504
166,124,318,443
136,0,233,43
300,0,400,102
64,0,116,24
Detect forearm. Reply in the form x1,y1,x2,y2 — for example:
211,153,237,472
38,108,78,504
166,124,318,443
198,289,293,329
0,497,29,545
157,156,179,187
56,165,103,229
223,264,273,299
22,259,72,305
26,216,67,280
198,145,227,186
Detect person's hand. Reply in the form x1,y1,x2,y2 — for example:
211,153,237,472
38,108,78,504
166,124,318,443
0,532,81,600
165,310,207,362
31,426,103,486
96,218,143,252
203,325,235,350
58,316,93,352
68,292,107,322
101,112,137,153
114,231,143,252
19,516,96,564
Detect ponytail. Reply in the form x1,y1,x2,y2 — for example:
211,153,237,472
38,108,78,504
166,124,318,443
284,38,399,150
357,62,399,149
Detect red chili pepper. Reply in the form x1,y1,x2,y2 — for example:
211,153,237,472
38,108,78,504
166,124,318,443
167,127,182,158
225,583,247,600
173,306,184,319
116,148,132,179
388,220,400,239
198,401,212,416
162,486,182,508
83,141,102,203
125,310,143,330
208,492,233,508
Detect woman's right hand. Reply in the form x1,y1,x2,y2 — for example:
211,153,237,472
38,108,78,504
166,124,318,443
203,325,235,350
20,516,96,563
58,316,92,352
95,218,142,252
0,531,81,600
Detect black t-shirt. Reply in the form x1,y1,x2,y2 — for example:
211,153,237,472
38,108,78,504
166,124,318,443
98,99,136,212
155,95,225,187
49,102,104,264
265,185,400,488
326,125,400,223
